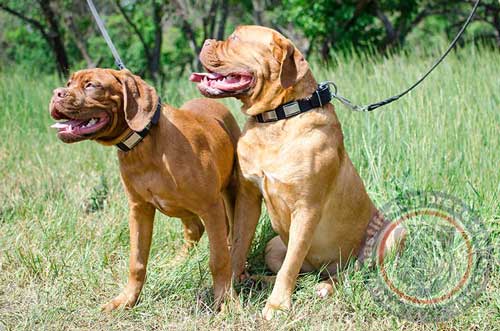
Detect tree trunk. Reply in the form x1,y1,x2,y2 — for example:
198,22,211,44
38,1,70,76
252,0,264,26
206,0,218,39
376,8,398,50
151,0,163,83
493,8,500,47
64,15,98,68
115,1,155,79
181,20,202,71
217,0,229,40
172,0,203,70
320,38,331,62
0,2,70,77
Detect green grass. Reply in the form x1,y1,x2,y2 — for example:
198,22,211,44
0,44,499,330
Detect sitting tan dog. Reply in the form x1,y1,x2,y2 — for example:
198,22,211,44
49,68,240,311
190,26,406,319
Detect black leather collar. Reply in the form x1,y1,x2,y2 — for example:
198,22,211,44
115,98,162,152
254,83,332,123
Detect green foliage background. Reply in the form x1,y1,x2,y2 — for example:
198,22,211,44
1,0,499,81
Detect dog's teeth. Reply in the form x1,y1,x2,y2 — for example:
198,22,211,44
87,118,97,127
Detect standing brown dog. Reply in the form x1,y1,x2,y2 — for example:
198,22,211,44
190,26,406,319
49,68,240,311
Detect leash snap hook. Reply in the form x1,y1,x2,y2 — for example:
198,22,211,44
322,81,368,112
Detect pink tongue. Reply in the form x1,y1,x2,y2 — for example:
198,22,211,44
189,72,223,82
50,119,85,129
211,76,252,91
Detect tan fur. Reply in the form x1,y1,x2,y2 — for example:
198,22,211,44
49,69,240,311
197,26,386,319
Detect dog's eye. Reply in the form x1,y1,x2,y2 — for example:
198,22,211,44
66,81,72,87
85,82,99,89
229,34,239,41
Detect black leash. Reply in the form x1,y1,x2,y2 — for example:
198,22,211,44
328,0,481,112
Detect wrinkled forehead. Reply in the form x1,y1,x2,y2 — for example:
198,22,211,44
68,68,116,86
233,25,281,45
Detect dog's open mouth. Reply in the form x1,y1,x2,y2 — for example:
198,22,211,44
50,111,110,140
189,72,253,96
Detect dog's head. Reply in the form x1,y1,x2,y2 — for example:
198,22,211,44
190,25,317,115
49,68,158,144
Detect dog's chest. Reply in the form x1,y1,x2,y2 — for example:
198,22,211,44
121,166,192,218
237,128,299,211
142,187,193,218
149,195,191,217
237,121,334,188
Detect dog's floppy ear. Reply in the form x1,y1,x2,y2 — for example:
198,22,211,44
273,35,309,89
112,70,158,131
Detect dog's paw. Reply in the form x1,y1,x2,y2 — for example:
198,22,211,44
101,291,138,313
315,281,334,298
232,268,251,284
261,298,291,320
219,292,242,314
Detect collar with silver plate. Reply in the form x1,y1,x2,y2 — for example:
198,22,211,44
115,98,162,152
254,83,332,123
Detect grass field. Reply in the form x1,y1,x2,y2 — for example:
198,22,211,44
0,44,499,330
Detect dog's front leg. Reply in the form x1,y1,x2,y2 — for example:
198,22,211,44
102,201,155,312
262,208,320,320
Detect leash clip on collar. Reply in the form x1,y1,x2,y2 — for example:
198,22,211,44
324,81,368,112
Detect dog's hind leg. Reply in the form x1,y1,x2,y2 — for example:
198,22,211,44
222,177,237,248
230,177,262,282
168,215,204,265
179,214,205,256
265,236,316,274
265,236,286,274
265,235,337,298
201,197,235,309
